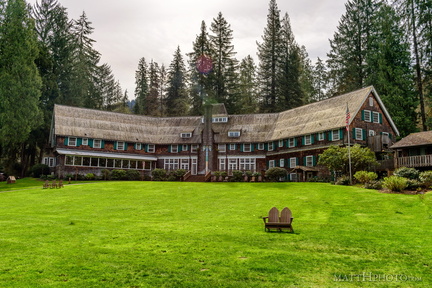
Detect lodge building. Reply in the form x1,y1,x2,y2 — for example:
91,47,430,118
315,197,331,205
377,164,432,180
44,86,399,181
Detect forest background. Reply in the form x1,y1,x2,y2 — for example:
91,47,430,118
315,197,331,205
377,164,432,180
0,0,431,176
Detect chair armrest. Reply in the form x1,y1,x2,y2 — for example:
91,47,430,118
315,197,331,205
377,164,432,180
262,216,269,223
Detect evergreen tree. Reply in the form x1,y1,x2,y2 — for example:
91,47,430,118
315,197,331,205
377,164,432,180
0,0,42,174
146,60,161,116
209,12,238,110
134,57,148,115
366,2,418,136
188,21,213,115
278,13,304,110
237,55,258,114
312,57,328,101
257,0,284,112
327,0,375,96
392,0,431,130
159,64,167,116
72,11,100,108
166,46,189,116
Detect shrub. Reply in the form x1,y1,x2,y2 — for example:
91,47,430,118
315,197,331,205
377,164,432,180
111,169,127,180
383,176,408,192
173,169,187,180
354,171,378,184
126,170,141,181
30,164,50,178
394,167,419,180
231,170,244,182
364,180,382,190
407,179,422,190
265,167,287,182
85,173,95,180
335,175,351,185
419,171,432,188
101,169,111,180
152,169,167,181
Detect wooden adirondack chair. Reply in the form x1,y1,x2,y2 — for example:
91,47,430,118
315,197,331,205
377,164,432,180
58,180,64,188
43,180,50,189
51,180,57,188
262,207,280,232
279,207,294,233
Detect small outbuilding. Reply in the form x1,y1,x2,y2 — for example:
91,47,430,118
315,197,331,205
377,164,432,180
6,176,16,184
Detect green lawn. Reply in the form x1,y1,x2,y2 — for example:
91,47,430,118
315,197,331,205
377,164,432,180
0,179,431,287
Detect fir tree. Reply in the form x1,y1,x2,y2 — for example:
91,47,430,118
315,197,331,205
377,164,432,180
166,46,189,116
146,60,161,116
209,12,238,110
257,0,284,112
134,57,148,115
0,0,42,173
72,11,100,108
238,55,258,114
311,57,328,102
188,21,213,115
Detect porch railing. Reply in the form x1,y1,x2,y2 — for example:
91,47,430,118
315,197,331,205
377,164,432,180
396,155,432,168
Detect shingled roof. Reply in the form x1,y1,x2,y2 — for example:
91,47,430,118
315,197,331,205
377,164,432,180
52,86,398,145
391,131,432,149
53,105,203,144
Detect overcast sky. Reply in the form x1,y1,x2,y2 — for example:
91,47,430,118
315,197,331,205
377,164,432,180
29,0,348,99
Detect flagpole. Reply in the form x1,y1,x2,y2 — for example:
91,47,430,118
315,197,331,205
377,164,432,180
346,103,353,185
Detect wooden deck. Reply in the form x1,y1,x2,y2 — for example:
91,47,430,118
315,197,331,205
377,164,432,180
396,155,432,168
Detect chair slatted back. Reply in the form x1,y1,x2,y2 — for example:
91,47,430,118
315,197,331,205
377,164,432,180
268,207,279,223
280,207,292,223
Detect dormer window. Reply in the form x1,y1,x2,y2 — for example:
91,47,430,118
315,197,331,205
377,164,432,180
228,131,240,137
212,117,228,123
180,132,192,138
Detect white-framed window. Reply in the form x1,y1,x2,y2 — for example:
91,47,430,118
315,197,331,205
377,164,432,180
229,144,236,151
212,117,228,123
228,131,241,137
332,130,340,141
369,130,375,137
239,158,256,171
171,145,178,153
369,97,374,107
228,159,238,171
136,143,142,150
117,141,125,150
164,159,179,170
182,144,188,151
180,132,192,138
355,128,364,140
290,173,298,182
289,157,297,168
219,158,226,170
257,143,265,150
268,142,274,151
318,132,325,141
305,155,314,167
147,144,155,153
218,144,226,152
43,157,56,167
243,143,251,152
93,139,102,148
269,160,275,168
304,135,312,145
68,137,77,146
278,140,284,147
288,138,296,148
180,159,189,170
82,138,88,145
364,110,372,122
372,111,380,123
279,159,285,167
382,132,389,137
191,144,199,153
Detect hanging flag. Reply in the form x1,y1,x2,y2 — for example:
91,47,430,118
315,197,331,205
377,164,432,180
345,104,350,131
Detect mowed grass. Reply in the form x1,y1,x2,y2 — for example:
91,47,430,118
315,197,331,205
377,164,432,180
0,180,431,287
